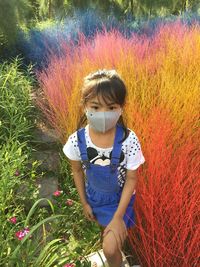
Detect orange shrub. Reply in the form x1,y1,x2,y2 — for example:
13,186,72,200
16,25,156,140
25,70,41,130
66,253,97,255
37,22,200,266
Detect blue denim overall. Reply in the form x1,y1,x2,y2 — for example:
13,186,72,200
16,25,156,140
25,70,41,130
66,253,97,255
77,124,135,228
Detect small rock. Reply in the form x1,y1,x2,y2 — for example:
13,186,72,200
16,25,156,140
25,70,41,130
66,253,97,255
36,176,58,207
32,127,60,144
32,151,60,171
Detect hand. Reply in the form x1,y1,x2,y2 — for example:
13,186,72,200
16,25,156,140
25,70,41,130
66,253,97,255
82,203,96,222
103,216,127,250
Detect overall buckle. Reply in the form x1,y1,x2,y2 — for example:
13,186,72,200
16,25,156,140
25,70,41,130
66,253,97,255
82,160,90,169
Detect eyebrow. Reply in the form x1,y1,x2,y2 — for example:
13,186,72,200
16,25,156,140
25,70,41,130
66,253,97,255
90,101,116,106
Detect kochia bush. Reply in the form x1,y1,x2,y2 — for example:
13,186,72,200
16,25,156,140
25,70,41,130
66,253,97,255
37,20,200,266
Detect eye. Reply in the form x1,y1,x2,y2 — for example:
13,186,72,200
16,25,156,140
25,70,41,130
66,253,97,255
91,106,99,110
109,106,116,110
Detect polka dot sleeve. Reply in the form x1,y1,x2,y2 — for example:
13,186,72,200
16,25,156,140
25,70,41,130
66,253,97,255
126,131,145,170
62,132,81,161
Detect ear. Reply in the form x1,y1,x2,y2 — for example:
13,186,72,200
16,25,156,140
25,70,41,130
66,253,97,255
79,102,86,114
83,103,88,113
83,106,87,113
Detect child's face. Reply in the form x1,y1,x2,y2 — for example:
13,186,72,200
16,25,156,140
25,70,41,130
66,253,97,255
85,95,121,113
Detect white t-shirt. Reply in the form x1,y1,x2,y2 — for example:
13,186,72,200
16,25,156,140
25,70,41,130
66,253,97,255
63,124,145,188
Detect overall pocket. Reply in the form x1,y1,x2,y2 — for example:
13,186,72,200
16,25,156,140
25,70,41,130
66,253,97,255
86,164,119,193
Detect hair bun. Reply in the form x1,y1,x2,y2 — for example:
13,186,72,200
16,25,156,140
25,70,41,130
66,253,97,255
85,69,119,81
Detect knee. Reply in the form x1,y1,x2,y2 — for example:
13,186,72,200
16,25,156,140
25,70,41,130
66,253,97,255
102,234,118,259
103,242,118,259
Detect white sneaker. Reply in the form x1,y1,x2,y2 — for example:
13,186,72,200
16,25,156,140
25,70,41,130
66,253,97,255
85,249,109,266
121,251,130,267
85,249,131,267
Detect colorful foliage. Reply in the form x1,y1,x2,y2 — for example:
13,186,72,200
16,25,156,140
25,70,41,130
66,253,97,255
13,10,200,68
37,20,200,266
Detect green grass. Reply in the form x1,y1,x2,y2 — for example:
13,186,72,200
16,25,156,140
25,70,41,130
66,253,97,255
0,58,36,144
0,58,101,267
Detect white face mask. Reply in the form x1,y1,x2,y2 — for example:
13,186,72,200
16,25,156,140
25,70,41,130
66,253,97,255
85,109,122,133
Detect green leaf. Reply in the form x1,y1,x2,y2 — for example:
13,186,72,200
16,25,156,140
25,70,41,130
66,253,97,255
10,214,68,260
24,198,55,226
34,238,62,266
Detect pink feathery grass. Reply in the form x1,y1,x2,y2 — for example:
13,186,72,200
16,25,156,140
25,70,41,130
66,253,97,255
37,21,200,265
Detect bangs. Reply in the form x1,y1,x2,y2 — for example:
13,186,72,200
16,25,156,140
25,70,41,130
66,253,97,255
83,78,126,106
96,80,120,105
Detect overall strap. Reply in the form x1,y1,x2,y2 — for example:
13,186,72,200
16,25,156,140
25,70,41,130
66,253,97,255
77,128,90,169
110,124,124,172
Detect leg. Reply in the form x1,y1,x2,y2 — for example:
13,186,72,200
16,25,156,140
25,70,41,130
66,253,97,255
102,230,123,267
100,225,105,243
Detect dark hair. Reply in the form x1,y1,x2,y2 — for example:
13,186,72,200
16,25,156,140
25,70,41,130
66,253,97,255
76,69,129,142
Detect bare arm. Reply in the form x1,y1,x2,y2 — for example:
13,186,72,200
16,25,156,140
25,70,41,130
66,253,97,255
69,159,96,221
69,159,88,206
113,169,138,219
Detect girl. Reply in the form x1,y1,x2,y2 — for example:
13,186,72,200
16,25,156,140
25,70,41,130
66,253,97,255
63,69,145,267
